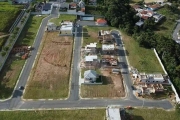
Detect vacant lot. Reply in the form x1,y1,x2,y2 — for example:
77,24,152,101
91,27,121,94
81,70,125,98
0,109,105,120
24,32,73,99
50,14,76,25
132,108,179,120
0,15,45,99
0,2,23,33
121,32,164,73
83,26,113,48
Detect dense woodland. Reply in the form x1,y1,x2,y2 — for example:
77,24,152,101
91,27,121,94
87,0,180,94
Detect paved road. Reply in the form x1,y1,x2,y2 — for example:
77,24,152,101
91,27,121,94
0,10,173,110
173,21,180,44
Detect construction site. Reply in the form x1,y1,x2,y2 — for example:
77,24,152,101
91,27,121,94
24,32,73,99
80,28,125,98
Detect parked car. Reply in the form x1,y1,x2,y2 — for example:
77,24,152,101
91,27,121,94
18,86,24,90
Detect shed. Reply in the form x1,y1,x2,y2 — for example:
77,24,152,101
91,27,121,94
96,18,107,26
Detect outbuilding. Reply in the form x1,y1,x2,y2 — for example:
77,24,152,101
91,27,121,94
96,18,107,26
42,3,52,14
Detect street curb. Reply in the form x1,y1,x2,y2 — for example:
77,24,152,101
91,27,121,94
22,15,51,101
0,13,31,102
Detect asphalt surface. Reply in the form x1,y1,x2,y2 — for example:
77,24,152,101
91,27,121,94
0,8,173,110
173,21,180,43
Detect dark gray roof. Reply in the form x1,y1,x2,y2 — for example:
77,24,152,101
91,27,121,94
43,3,52,10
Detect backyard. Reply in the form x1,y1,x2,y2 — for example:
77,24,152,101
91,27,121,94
24,32,73,99
0,15,45,99
121,32,164,73
0,109,105,120
0,2,23,34
50,14,76,25
81,70,125,98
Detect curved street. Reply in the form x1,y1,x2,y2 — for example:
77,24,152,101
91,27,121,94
0,10,173,110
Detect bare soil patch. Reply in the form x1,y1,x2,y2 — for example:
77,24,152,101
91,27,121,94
24,32,73,99
81,69,125,98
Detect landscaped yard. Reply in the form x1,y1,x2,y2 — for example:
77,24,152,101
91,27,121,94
0,2,23,34
121,32,164,73
50,14,76,25
132,108,179,120
24,32,73,99
0,15,45,99
0,109,105,120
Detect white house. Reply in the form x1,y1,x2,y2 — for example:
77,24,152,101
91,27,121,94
84,43,97,54
60,21,73,35
139,73,165,83
47,22,57,31
42,3,53,14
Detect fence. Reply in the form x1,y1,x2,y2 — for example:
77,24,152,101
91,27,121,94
153,48,180,103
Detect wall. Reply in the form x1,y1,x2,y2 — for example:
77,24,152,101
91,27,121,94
67,9,76,14
42,10,51,15
153,48,180,103
60,30,72,34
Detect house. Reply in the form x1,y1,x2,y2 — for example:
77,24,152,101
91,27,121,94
42,3,52,14
47,22,57,31
153,13,164,23
84,70,98,83
69,2,77,9
131,4,141,11
148,4,161,11
85,55,99,66
60,2,69,9
136,10,154,20
84,43,97,54
106,107,121,120
60,21,73,35
102,44,115,55
96,18,107,26
136,73,166,83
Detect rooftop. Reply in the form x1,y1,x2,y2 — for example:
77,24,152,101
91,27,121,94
102,44,115,50
43,3,52,11
85,55,98,61
106,107,121,120
85,43,97,48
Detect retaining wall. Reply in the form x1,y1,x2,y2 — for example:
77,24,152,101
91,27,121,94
153,48,180,103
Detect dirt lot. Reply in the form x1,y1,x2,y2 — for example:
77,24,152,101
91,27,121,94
81,69,125,98
24,32,73,99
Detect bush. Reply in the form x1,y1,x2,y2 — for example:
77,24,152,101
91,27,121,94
3,46,9,51
1,51,6,56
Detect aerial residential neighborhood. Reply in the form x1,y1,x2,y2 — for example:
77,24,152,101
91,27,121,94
0,0,180,120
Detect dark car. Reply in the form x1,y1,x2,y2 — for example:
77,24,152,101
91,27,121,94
19,86,24,90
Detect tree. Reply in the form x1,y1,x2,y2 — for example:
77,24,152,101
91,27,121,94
1,51,6,57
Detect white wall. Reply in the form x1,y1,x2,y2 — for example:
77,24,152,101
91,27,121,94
154,48,180,103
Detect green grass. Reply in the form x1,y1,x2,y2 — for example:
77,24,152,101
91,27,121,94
50,14,76,25
0,2,23,32
155,7,179,37
83,26,113,48
121,32,164,73
0,15,45,99
132,108,179,120
0,109,105,120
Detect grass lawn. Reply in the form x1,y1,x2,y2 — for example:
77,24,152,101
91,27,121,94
83,26,113,48
121,32,164,73
0,109,105,120
132,108,179,120
0,2,23,33
50,14,76,25
0,15,45,99
155,7,179,37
